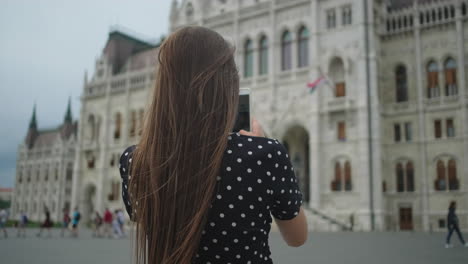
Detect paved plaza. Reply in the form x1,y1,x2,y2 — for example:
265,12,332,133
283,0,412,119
0,228,467,264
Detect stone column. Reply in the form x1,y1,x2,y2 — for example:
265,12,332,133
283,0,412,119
455,0,468,227
309,0,321,209
413,2,430,231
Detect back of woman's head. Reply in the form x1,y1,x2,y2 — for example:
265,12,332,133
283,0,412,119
130,26,239,264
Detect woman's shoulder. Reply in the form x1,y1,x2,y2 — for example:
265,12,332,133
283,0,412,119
230,133,287,153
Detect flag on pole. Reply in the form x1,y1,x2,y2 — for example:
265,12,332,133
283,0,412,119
307,76,326,94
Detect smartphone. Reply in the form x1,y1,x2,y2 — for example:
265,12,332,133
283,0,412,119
232,88,251,132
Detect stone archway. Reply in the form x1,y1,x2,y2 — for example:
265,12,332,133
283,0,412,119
282,125,310,203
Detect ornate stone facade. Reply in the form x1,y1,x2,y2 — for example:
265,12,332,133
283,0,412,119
11,102,76,222
66,0,468,231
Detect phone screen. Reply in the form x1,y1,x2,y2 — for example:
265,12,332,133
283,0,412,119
233,93,250,132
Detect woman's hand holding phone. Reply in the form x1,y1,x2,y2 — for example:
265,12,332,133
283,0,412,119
239,118,264,137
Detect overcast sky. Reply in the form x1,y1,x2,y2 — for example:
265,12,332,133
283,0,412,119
0,0,171,188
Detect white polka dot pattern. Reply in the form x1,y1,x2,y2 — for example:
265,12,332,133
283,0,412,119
118,133,302,263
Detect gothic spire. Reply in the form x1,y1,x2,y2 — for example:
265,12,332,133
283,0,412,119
29,104,37,130
64,97,72,123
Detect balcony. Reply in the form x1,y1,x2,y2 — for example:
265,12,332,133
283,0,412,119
323,97,355,113
424,95,460,109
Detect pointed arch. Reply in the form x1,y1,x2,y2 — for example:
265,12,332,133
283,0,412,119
448,159,458,190
396,64,408,102
406,162,414,192
344,161,352,191
259,35,268,75
243,38,254,78
329,57,346,97
396,163,405,192
297,26,309,68
435,160,446,191
444,57,457,96
427,60,439,98
281,30,292,71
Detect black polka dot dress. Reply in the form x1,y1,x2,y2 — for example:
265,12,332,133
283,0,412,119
119,133,303,263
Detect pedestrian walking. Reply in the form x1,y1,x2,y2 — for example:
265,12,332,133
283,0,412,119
92,211,103,237
60,208,71,237
103,208,113,238
118,27,307,263
16,211,27,238
36,207,53,238
446,201,468,248
71,207,81,238
0,209,8,238
112,210,123,239
117,209,126,237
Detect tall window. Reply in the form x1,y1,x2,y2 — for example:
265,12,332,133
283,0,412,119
130,110,137,137
427,61,440,98
406,162,415,192
444,58,457,96
259,36,268,75
332,162,342,191
332,160,352,192
342,5,352,25
108,182,120,201
448,159,459,190
244,39,254,78
396,163,405,192
435,160,446,191
344,161,352,191
394,124,401,142
297,26,309,68
435,159,459,191
281,31,292,71
404,122,412,142
337,122,346,141
330,57,345,97
446,119,455,137
114,112,122,139
396,65,408,102
327,9,336,29
434,120,442,139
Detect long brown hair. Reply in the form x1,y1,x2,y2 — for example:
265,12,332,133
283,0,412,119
130,27,239,264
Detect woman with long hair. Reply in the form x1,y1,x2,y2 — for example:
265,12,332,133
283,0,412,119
119,26,307,264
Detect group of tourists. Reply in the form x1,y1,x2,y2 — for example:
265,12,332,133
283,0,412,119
91,208,127,239
0,206,126,239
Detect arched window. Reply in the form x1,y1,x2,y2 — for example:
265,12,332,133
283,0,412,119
419,13,424,24
427,61,439,98
435,160,446,191
281,30,292,71
403,16,408,27
130,110,137,137
330,57,346,97
87,114,96,141
344,161,352,191
114,112,122,139
444,7,449,19
244,39,254,78
396,163,405,192
298,26,309,68
138,109,144,136
332,162,342,191
259,36,268,75
448,159,458,190
450,6,455,18
396,65,408,102
444,58,457,96
438,8,443,20
432,9,436,21
406,162,415,192
463,3,467,16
